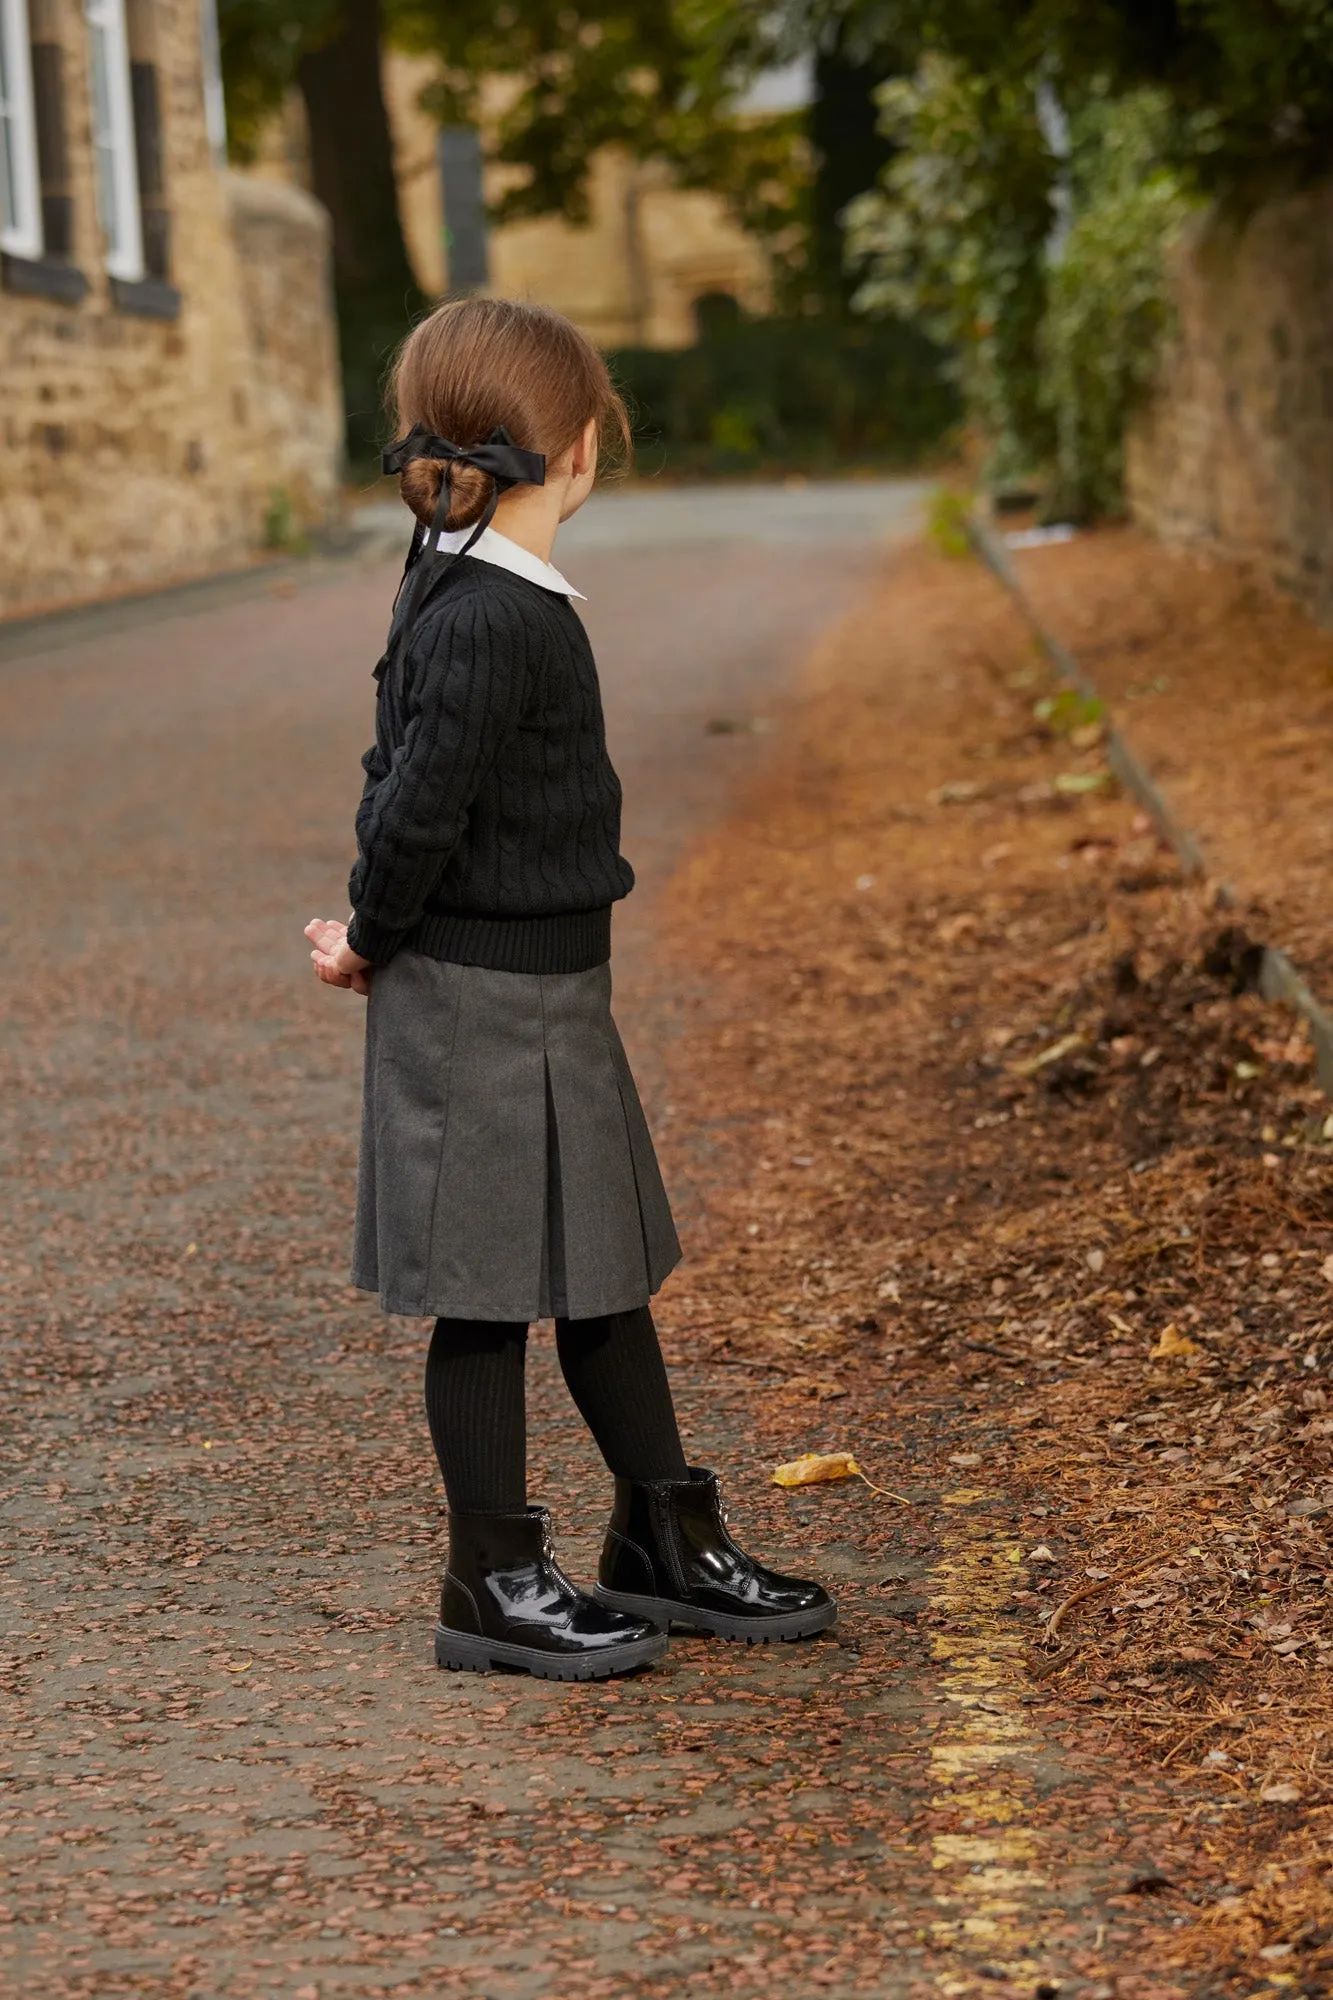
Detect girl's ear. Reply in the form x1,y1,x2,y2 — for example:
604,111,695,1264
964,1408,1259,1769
569,416,599,480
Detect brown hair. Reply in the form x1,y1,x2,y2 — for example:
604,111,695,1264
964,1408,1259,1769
388,297,632,531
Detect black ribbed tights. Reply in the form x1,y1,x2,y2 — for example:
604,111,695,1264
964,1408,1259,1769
424,1306,689,1515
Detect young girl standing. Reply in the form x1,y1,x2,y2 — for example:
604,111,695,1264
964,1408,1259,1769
306,298,835,1680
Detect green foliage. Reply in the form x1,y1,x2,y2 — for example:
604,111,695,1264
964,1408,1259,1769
608,308,959,475
218,0,337,158
821,0,1333,189
398,0,809,275
846,58,1194,515
1042,90,1195,520
1033,687,1105,737
262,486,311,553
844,55,1053,485
924,486,973,558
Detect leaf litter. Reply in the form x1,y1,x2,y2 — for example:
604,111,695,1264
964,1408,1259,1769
651,534,1333,1996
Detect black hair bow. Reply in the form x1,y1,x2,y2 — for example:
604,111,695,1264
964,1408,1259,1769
380,422,546,496
375,424,548,679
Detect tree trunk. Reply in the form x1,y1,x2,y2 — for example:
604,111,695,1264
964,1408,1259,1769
297,0,424,456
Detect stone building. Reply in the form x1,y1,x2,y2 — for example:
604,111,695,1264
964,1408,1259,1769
386,58,772,347
247,53,774,353
0,0,342,616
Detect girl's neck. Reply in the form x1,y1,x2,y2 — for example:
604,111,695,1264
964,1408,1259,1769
490,484,565,565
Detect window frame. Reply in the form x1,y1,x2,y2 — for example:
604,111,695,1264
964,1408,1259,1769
84,0,142,280
0,0,43,258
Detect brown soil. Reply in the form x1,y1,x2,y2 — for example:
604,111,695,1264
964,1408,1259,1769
652,540,1333,1995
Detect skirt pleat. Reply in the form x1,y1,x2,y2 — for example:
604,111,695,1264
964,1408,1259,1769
352,953,681,1322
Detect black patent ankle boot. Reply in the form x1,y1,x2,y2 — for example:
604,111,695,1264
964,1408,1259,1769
594,1467,837,1642
435,1507,666,1680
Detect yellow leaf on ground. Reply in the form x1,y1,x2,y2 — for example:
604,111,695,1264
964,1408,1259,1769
1011,1032,1086,1077
773,1451,862,1488
772,1452,912,1503
1150,1323,1200,1360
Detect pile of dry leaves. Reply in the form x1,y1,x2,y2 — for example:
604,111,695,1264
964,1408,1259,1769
652,534,1333,1992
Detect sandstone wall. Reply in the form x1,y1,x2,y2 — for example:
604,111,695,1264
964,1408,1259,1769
1127,179,1333,625
225,173,343,532
0,0,342,618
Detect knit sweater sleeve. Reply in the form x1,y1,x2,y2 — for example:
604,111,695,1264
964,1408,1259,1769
346,590,533,963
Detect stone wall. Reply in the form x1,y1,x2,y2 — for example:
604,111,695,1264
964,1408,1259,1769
1127,179,1333,625
225,174,343,535
0,0,342,618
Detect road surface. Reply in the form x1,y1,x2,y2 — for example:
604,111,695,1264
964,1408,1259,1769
0,482,985,2000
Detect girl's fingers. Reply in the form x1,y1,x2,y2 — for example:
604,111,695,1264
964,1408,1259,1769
311,950,352,988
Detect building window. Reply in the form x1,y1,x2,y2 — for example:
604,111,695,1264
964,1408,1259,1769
30,0,74,259
84,0,142,279
0,0,42,257
125,0,166,277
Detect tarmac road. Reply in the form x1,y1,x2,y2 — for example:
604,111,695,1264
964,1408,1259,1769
0,482,1004,1999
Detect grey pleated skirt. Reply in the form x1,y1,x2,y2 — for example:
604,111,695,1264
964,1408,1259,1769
352,952,682,1322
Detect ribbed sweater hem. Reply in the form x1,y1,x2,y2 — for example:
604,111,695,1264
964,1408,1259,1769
404,906,613,975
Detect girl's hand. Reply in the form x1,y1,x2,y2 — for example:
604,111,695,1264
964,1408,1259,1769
304,917,373,996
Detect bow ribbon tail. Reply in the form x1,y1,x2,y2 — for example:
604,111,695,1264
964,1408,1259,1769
393,458,458,638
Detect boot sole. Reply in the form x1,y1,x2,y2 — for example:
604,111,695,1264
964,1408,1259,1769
593,1586,837,1643
433,1624,668,1681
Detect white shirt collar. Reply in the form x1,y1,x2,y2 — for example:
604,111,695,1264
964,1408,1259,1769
426,524,585,601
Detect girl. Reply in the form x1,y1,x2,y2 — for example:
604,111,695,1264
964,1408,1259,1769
306,298,835,1680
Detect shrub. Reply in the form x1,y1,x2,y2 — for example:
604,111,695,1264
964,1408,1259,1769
846,60,1195,517
607,308,959,476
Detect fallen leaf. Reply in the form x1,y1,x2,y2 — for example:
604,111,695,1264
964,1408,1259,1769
1259,1784,1302,1805
1086,1248,1105,1275
1054,770,1110,795
1150,1323,1200,1360
948,1452,983,1468
772,1452,909,1503
1011,1032,1086,1077
1027,1544,1057,1563
773,1451,864,1487
1320,1254,1333,1284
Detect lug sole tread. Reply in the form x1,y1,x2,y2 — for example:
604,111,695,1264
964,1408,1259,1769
433,1624,667,1681
593,1585,837,1644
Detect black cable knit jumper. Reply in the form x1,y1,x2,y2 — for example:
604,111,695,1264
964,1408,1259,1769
346,557,634,973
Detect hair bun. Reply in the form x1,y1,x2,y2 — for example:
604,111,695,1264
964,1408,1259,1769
399,456,493,532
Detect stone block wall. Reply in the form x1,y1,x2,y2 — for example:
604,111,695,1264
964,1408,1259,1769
1127,179,1333,625
225,173,343,535
0,0,342,618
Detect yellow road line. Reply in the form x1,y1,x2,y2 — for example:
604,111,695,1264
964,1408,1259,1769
927,1485,1054,1995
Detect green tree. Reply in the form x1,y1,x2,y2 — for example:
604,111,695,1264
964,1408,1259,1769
836,0,1333,512
1041,87,1194,517
822,0,1333,188
844,54,1053,480
395,0,812,294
